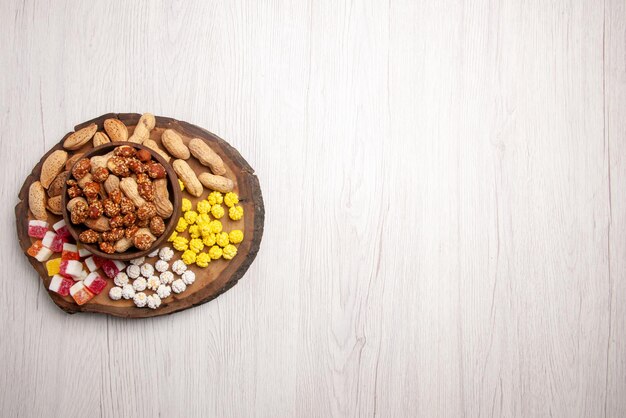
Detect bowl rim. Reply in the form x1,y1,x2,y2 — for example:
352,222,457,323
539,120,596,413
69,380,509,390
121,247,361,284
61,142,181,260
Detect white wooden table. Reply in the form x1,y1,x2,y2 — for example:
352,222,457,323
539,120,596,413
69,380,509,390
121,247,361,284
1,1,624,417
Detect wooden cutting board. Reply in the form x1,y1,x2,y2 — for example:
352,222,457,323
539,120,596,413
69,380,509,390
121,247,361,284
15,113,264,318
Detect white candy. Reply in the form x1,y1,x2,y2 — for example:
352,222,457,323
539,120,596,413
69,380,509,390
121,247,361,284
147,276,160,291
133,277,147,292
171,260,187,275
147,294,161,310
127,264,141,279
122,284,135,299
130,256,145,266
159,247,174,262
156,285,171,299
114,272,129,287
181,270,196,285
109,286,122,300
140,263,154,278
148,248,159,257
159,271,174,285
154,260,169,273
172,279,186,294
133,292,148,308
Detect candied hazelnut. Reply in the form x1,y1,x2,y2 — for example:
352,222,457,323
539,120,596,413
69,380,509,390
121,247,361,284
133,233,154,250
67,185,83,199
82,182,101,200
99,241,115,254
70,201,89,224
136,218,149,228
128,158,146,174
79,229,100,244
136,173,150,185
138,182,155,201
149,216,165,236
108,189,122,204
136,149,151,162
110,215,124,229
114,145,137,158
92,167,110,183
88,201,104,219
147,162,166,179
66,179,77,187
123,212,137,227
72,158,91,180
125,225,139,239
103,198,121,217
102,228,124,242
137,202,157,220
107,156,130,177
119,197,135,214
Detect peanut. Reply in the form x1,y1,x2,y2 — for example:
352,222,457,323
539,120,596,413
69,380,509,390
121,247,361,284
119,177,147,208
104,174,120,194
90,155,109,174
40,150,68,189
84,216,111,232
93,131,110,147
173,159,203,197
77,172,94,189
104,118,128,141
133,228,156,250
114,237,133,252
67,197,87,212
153,178,173,218
63,123,97,150
128,113,156,143
188,138,226,175
161,129,190,159
143,139,171,162
198,172,234,193
28,181,48,221
46,195,63,215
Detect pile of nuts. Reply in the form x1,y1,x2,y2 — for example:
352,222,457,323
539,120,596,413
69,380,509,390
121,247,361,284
66,144,173,254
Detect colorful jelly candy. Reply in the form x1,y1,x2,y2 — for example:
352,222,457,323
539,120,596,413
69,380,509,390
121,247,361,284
53,219,70,238
61,243,80,261
46,258,62,276
84,272,107,295
60,260,84,279
27,240,53,262
28,220,49,239
85,255,106,272
42,231,65,253
49,275,74,297
69,281,94,305
101,260,125,279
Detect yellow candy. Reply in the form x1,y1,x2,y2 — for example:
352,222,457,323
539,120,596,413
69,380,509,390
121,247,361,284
207,191,223,206
229,205,244,221
216,232,229,247
196,252,211,268
175,218,188,232
188,225,200,239
184,210,198,225
224,192,239,208
229,230,244,244
202,233,216,247
46,258,61,276
181,198,192,212
168,231,178,242
172,236,189,252
199,222,212,237
196,200,211,214
208,220,222,234
181,250,196,265
189,238,204,254
178,179,185,191
211,204,225,219
208,245,223,260
223,244,237,260
198,213,211,224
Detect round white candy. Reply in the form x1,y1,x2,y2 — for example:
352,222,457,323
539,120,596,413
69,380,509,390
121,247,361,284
159,247,174,262
181,270,196,285
155,260,169,273
133,277,147,292
130,256,145,266
127,264,141,279
147,276,160,291
156,285,171,299
140,263,154,278
114,272,129,287
121,284,135,300
109,286,122,301
160,271,174,285
147,294,161,310
171,260,187,275
172,279,187,294
133,292,148,308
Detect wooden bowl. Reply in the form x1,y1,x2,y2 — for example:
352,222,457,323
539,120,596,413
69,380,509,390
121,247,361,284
61,142,182,260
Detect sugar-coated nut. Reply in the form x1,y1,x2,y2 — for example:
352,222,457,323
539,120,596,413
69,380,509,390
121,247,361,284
71,201,89,224
107,156,130,177
173,159,203,197
189,238,204,254
181,270,196,285
229,230,244,244
72,158,91,180
133,277,147,291
63,123,98,150
162,129,190,159
137,202,157,220
28,181,48,221
140,263,155,278
224,192,239,208
211,204,225,219
181,198,192,212
159,271,174,285
172,236,189,252
114,272,129,287
198,172,234,194
202,233,216,247
88,201,104,219
171,279,187,294
207,191,223,206
102,228,124,242
188,138,226,175
223,244,237,260
159,247,174,261
136,149,152,162
155,260,169,272
67,185,83,199
127,264,141,279
82,182,101,200
92,167,110,183
109,286,123,301
114,145,137,158
110,215,124,229
40,150,68,189
120,197,135,215
171,260,187,275
181,250,196,265
209,245,223,260
125,225,139,239
147,276,161,291
229,205,244,221
137,182,155,201
99,241,116,254
133,292,148,308
79,229,100,244
122,284,135,299
102,198,121,217
133,233,153,250
156,285,171,299
196,252,210,267
147,294,162,310
149,216,165,236
104,119,129,142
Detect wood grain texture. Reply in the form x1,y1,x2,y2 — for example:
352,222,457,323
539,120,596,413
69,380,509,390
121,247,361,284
0,0,624,417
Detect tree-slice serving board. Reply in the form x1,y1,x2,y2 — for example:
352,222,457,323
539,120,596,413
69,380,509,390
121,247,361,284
15,113,264,318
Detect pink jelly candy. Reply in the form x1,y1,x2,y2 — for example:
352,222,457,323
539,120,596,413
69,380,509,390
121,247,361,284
61,243,80,261
85,256,106,272
84,272,107,295
49,274,74,297
28,220,49,239
53,219,70,238
69,281,94,305
101,260,125,279
42,231,65,253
